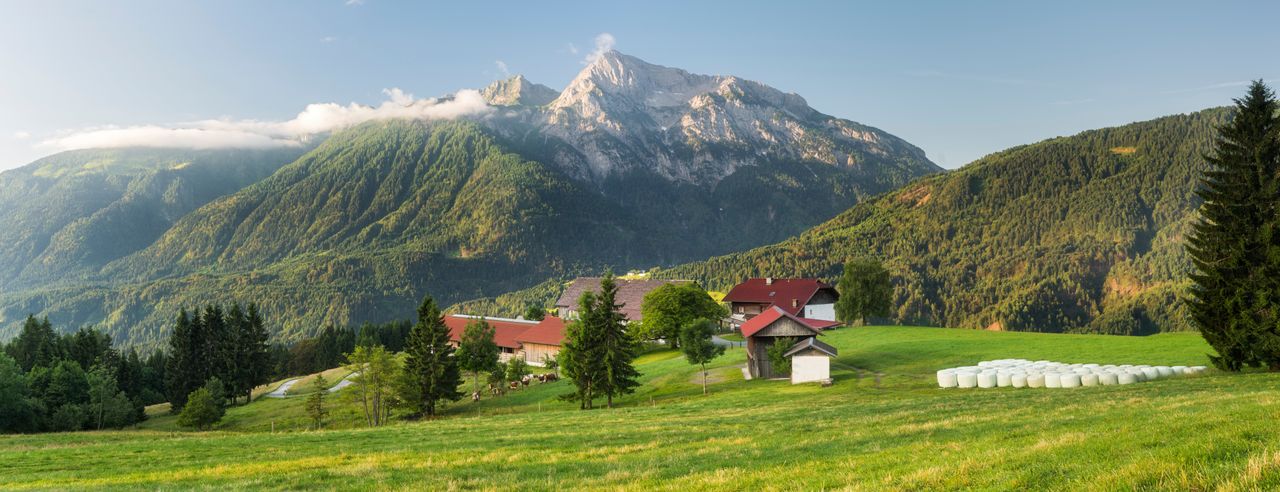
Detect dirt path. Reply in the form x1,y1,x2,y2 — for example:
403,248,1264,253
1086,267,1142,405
264,378,301,398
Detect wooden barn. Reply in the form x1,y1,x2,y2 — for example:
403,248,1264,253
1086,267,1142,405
738,306,840,379
444,314,567,366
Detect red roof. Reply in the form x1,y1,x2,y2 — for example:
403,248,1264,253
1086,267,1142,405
722,278,835,315
444,315,537,349
515,316,567,346
739,306,841,338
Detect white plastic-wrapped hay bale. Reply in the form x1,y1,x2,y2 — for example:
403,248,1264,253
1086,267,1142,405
937,370,959,388
997,372,1013,387
1044,372,1062,388
1059,373,1082,388
1080,373,1099,386
1156,366,1173,378
1189,365,1208,375
957,372,978,388
1027,373,1045,388
1117,373,1138,385
1142,367,1160,380
1171,365,1187,375
1099,372,1119,385
978,371,998,388
1011,373,1027,388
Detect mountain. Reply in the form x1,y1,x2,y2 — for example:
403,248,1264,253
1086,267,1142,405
0,147,306,289
490,51,934,186
460,109,1227,335
0,52,937,347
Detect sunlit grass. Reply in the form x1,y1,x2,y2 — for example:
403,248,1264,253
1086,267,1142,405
4,326,1276,490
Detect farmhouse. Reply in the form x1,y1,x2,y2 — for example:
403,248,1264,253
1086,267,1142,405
554,277,691,322
739,306,840,380
723,277,839,328
444,314,567,366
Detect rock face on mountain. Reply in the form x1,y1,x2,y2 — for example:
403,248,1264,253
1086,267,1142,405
0,52,938,347
488,51,936,185
481,75,559,107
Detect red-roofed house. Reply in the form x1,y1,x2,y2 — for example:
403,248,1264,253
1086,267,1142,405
738,306,840,380
722,277,839,327
444,314,568,366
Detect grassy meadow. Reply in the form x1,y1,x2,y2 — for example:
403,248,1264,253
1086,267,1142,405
5,326,1280,490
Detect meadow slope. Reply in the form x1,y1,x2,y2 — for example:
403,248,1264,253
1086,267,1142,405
4,327,1279,491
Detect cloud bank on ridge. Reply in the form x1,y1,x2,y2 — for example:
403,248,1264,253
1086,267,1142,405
40,88,491,152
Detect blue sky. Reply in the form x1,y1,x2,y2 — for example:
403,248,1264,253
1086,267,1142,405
1,0,1277,170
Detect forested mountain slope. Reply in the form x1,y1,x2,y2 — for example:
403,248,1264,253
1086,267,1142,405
461,109,1226,334
0,148,305,289
658,109,1225,334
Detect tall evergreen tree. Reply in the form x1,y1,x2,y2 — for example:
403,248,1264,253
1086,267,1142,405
7,315,62,372
402,295,462,417
560,291,602,409
165,309,205,410
241,303,272,404
1188,80,1280,371
595,274,641,408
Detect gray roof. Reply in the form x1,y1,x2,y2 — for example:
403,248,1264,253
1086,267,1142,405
783,337,838,358
553,277,691,322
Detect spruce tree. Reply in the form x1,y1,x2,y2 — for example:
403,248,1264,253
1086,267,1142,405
1188,80,1280,370
596,274,641,408
165,309,200,410
403,295,462,417
560,291,601,409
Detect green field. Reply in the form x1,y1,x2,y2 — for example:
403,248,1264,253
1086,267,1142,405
4,326,1279,490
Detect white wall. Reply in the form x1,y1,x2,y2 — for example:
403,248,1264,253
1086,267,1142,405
791,355,830,384
804,303,835,321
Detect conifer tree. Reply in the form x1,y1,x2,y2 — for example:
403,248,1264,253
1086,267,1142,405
560,291,602,409
403,295,462,417
595,274,640,408
1188,80,1280,370
165,309,201,410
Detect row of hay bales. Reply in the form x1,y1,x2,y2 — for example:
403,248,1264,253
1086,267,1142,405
937,359,1208,389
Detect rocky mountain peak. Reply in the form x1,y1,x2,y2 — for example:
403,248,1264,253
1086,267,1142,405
481,75,558,107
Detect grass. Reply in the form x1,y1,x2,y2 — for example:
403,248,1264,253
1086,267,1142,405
4,326,1280,490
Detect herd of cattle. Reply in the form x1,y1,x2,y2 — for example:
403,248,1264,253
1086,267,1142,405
472,373,560,401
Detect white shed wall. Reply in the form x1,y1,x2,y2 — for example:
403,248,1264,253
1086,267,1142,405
791,355,831,384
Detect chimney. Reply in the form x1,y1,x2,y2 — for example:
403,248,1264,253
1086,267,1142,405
765,277,773,285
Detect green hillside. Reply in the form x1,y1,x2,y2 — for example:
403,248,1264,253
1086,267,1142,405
0,147,304,289
649,109,1227,334
7,327,1277,490
1,119,925,347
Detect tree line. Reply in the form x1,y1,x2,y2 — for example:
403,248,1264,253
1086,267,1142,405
1,316,165,432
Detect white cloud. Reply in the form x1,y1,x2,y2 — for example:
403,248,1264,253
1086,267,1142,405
40,89,492,152
565,43,579,55
495,60,510,77
582,33,615,64
320,36,337,43
13,131,30,140
345,0,364,5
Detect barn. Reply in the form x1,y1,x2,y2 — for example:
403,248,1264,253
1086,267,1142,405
554,277,691,322
514,316,567,366
738,306,840,380
444,314,568,366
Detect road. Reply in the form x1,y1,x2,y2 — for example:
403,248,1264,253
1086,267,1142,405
264,378,301,398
